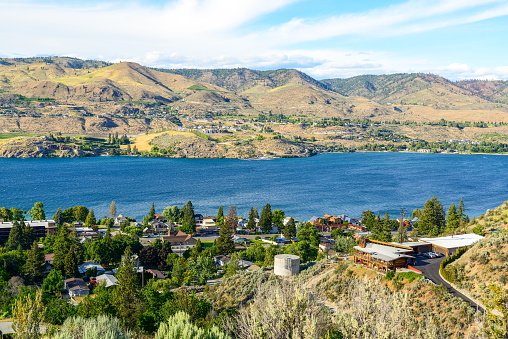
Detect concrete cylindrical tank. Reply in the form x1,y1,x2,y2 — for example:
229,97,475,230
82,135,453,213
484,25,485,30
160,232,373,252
274,254,300,276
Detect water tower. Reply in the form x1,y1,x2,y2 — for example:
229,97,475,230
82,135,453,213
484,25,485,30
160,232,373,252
274,254,300,276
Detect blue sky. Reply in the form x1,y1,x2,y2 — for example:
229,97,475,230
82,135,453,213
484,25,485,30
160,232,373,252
1,0,508,79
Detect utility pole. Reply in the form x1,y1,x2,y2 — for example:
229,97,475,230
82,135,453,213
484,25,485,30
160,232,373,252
398,208,407,244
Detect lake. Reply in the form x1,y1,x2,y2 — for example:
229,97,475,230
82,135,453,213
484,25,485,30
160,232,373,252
0,153,507,221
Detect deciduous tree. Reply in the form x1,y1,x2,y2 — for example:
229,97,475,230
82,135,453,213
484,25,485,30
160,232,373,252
28,202,45,221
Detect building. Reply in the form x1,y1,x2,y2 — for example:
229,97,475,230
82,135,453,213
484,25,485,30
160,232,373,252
419,233,484,256
274,254,300,276
78,262,106,276
162,231,197,252
65,278,89,297
146,269,166,280
353,238,415,272
0,220,56,240
95,274,118,287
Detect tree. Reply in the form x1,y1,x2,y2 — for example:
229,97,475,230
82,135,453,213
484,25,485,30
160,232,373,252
283,217,296,239
371,212,392,242
112,247,142,329
10,207,25,221
163,206,182,223
417,196,446,236
23,241,44,283
361,210,377,230
216,208,236,255
446,203,460,232
64,246,80,277
85,209,97,228
258,204,273,233
187,255,216,284
180,201,196,234
216,206,225,228
43,269,64,295
73,206,89,223
457,198,470,226
12,288,45,339
147,202,156,222
0,206,12,221
272,210,285,230
155,311,229,339
44,297,76,325
284,241,318,263
139,246,160,267
6,220,23,250
52,315,132,339
28,202,45,221
296,222,319,246
246,207,258,231
53,207,63,227
109,201,117,219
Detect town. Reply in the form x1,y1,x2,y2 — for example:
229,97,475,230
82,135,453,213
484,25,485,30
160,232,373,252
0,196,491,337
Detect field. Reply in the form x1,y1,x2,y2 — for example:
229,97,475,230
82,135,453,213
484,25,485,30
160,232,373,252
127,130,197,152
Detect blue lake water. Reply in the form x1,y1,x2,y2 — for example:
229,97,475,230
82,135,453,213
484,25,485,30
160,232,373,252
0,153,507,221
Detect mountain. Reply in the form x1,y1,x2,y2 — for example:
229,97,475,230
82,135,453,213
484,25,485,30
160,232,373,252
456,79,508,104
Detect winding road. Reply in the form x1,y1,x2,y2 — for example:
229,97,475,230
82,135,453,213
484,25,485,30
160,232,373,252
413,256,484,313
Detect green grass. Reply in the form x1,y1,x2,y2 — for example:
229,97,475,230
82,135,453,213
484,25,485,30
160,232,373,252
188,85,220,92
16,94,55,102
199,240,215,248
395,271,423,283
0,133,39,139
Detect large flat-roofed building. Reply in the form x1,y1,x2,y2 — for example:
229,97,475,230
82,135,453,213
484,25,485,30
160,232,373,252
419,233,484,256
0,220,56,240
354,238,415,272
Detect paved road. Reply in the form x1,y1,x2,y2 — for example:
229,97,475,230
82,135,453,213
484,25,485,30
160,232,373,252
0,321,14,334
413,255,484,313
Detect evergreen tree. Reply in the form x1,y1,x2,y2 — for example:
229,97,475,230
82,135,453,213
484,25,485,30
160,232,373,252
417,196,446,236
126,144,131,154
112,247,142,329
64,246,79,277
21,222,36,249
258,204,273,233
446,203,460,232
28,202,46,220
85,209,97,228
53,207,63,227
6,220,23,250
133,145,138,154
361,210,377,230
216,206,224,228
10,207,25,221
272,210,285,230
180,201,196,234
109,201,117,219
216,216,235,255
458,198,470,225
283,217,296,239
296,222,320,246
148,202,156,221
371,212,393,242
226,205,238,232
23,241,45,283
246,207,258,231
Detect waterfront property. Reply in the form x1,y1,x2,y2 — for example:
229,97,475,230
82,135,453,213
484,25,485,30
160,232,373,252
0,219,56,240
353,238,415,272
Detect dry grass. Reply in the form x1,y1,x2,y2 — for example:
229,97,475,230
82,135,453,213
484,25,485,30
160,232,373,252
128,130,196,151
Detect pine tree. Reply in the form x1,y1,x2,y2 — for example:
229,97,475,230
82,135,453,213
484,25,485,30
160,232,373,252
53,207,63,227
148,202,156,221
21,222,36,250
417,196,446,236
6,220,23,250
283,217,296,239
258,204,273,233
126,144,131,154
247,207,258,231
216,206,224,228
23,241,45,283
109,201,117,219
226,205,238,232
64,246,79,277
446,203,460,232
28,202,46,221
180,201,196,234
216,220,235,255
458,198,469,225
112,247,142,329
84,209,97,228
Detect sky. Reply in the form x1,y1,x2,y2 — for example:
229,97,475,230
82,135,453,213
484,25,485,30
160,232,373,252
1,0,508,80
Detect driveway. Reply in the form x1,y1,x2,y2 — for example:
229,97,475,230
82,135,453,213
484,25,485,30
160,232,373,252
413,255,484,313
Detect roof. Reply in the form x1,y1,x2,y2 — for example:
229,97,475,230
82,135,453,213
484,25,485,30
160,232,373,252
44,253,55,262
419,233,484,249
78,262,106,275
354,242,414,262
96,274,119,287
162,231,197,245
146,269,166,279
64,278,88,290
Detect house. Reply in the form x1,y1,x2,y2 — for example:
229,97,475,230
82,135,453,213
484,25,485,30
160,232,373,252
78,262,106,276
0,220,55,240
162,231,197,251
214,255,231,267
418,233,484,257
95,274,118,287
353,238,415,272
65,278,89,297
201,217,216,229
146,269,166,279
319,243,334,252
